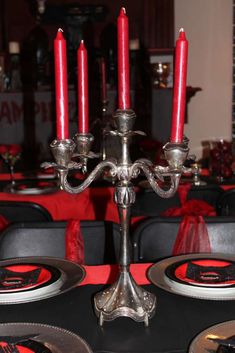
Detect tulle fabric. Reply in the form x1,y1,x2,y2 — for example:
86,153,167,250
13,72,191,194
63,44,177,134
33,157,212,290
162,184,215,255
0,215,9,232
65,219,84,264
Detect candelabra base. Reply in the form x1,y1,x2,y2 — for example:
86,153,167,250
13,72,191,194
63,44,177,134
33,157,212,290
94,270,156,326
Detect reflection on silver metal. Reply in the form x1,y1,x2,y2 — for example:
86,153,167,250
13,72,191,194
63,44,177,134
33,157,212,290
50,139,76,168
44,108,189,326
74,133,94,156
74,133,95,173
113,108,136,133
191,163,207,186
94,270,156,326
163,141,189,170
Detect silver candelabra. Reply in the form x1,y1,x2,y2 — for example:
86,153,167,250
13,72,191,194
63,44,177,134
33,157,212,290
43,108,189,326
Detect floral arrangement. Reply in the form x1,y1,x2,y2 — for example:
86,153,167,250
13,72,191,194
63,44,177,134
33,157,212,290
0,144,22,166
210,140,233,179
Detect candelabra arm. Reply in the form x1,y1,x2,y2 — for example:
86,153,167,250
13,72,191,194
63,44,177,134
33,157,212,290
58,159,117,194
131,159,181,198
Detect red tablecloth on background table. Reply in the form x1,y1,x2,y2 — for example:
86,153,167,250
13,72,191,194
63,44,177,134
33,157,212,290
0,188,120,222
0,172,234,224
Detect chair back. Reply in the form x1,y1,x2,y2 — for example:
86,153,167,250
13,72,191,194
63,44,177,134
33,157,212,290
131,184,223,217
0,201,52,222
216,188,235,216
0,220,120,265
132,216,235,262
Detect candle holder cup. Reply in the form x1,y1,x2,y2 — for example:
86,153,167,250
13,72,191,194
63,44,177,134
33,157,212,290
42,108,190,327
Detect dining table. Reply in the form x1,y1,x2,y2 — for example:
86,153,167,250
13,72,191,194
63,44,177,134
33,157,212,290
0,171,234,220
0,261,235,353
0,171,121,223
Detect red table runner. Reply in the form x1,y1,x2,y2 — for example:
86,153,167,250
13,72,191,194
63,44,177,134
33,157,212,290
81,263,152,285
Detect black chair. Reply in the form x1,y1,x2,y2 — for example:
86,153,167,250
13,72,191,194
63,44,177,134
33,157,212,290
0,201,52,222
0,220,120,265
216,188,235,216
131,184,224,217
132,216,235,262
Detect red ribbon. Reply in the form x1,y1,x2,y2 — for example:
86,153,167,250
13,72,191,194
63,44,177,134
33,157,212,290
0,215,8,232
65,219,84,264
162,184,215,255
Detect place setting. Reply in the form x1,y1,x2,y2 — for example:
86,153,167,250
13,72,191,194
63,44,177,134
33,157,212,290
188,320,235,353
0,257,93,352
0,257,85,304
0,322,92,353
3,180,59,195
148,253,235,300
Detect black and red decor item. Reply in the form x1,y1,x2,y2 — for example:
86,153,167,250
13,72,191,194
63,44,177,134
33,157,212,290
0,323,92,353
148,254,235,300
0,264,60,292
0,257,85,304
165,259,235,287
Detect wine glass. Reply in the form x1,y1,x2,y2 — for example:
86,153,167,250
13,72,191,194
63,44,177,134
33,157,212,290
151,62,171,88
0,144,22,190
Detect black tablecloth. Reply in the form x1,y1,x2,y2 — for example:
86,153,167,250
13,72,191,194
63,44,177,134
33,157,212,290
0,284,235,353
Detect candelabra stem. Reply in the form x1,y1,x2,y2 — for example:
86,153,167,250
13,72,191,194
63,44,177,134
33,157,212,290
118,197,131,268
94,182,156,326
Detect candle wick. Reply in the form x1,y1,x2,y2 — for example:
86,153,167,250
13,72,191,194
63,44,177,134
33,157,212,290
179,28,184,33
58,28,64,33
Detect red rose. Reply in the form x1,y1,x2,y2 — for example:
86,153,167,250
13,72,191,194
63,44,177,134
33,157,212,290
8,144,21,156
0,145,9,155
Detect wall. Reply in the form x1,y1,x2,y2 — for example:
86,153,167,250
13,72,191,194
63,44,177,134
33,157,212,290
175,0,233,159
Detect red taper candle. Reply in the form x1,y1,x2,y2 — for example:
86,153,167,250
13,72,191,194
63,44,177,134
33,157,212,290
77,40,89,133
54,28,69,139
100,57,107,102
117,7,131,110
170,28,188,143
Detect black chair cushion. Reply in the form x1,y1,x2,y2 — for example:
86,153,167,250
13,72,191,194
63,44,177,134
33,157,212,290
0,201,52,222
132,216,235,262
0,220,120,265
217,188,235,216
131,184,223,217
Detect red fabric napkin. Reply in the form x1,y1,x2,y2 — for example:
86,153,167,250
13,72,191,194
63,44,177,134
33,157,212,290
0,215,8,232
65,219,84,264
162,184,215,255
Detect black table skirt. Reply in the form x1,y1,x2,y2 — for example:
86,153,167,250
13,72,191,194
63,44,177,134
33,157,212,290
0,284,234,353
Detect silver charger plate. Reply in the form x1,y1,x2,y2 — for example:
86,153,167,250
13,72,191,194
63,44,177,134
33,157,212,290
0,322,92,353
148,253,235,300
4,181,59,195
0,257,85,304
189,320,235,353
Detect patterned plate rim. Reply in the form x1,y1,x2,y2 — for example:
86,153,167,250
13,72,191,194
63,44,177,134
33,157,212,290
0,322,93,353
189,320,235,353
